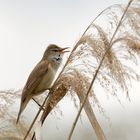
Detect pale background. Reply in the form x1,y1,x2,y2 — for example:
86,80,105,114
0,0,140,140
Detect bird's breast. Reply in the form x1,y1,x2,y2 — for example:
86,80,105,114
35,66,57,94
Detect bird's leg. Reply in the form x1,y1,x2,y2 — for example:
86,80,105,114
32,98,45,111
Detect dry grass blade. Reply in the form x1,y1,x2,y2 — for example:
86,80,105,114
70,71,106,139
77,90,106,140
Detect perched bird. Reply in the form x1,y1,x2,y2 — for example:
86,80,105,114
16,44,69,124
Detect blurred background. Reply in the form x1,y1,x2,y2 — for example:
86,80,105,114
0,0,140,140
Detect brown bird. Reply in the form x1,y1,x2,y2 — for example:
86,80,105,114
16,44,69,124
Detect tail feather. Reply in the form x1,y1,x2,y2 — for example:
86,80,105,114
16,108,22,124
16,95,31,124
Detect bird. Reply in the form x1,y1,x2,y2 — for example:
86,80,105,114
16,44,69,124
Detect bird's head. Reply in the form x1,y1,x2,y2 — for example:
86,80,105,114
43,44,69,63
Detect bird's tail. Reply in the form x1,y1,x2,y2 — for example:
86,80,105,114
16,94,31,124
16,107,22,124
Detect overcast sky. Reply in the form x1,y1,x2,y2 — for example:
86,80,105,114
0,0,129,90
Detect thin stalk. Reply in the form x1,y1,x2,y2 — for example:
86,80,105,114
32,98,45,111
67,0,134,140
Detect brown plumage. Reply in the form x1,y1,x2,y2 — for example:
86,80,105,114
16,44,69,124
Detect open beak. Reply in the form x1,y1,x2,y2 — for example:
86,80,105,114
60,47,70,53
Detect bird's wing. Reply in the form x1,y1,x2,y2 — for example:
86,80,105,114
17,60,50,124
23,60,49,94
